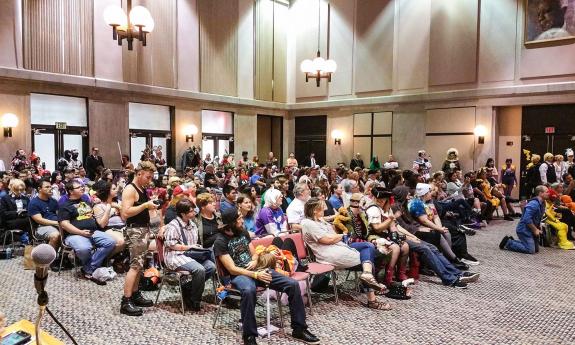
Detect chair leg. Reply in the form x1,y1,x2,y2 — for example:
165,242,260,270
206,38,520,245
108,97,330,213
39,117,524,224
275,291,284,330
306,276,313,315
212,298,224,329
331,271,338,304
58,250,65,276
73,253,79,281
178,278,186,315
211,275,218,304
155,280,164,305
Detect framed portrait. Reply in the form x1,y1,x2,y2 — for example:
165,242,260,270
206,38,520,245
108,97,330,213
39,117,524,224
525,0,575,45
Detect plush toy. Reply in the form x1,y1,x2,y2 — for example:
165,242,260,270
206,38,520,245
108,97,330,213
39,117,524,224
333,207,353,234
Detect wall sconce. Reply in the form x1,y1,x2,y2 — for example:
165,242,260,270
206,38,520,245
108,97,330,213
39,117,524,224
331,129,343,145
474,125,487,144
185,125,198,143
2,113,18,137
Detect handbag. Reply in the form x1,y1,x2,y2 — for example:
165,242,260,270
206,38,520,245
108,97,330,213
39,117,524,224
176,219,212,262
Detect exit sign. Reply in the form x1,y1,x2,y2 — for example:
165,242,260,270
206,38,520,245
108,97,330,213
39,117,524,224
545,127,555,134
55,122,67,129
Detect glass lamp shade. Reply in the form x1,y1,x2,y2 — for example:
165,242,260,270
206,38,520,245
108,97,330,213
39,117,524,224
324,59,337,73
331,129,343,140
129,6,154,32
312,56,325,72
185,124,198,136
103,5,127,27
1,113,19,128
300,59,314,73
474,125,487,137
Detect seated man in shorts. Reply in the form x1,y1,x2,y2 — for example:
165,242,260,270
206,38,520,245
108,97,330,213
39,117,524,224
28,179,61,249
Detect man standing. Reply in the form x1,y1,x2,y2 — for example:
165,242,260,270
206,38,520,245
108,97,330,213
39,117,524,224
500,185,549,254
539,153,557,185
120,161,159,316
85,147,104,181
350,153,364,170
28,179,61,249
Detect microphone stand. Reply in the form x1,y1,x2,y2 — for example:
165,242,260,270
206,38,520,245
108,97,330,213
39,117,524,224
35,280,78,345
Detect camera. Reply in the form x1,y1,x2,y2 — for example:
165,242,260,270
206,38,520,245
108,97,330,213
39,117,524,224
389,231,406,245
152,199,162,207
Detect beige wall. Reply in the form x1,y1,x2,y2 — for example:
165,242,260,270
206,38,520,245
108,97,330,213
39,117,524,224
0,92,29,166
497,106,522,199
88,100,129,170
234,112,258,160
174,105,202,170
0,0,22,69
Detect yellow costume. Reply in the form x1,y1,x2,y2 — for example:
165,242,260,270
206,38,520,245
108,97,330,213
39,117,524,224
478,179,500,207
545,200,574,250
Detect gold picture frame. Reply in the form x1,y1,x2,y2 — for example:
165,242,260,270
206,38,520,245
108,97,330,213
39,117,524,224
524,0,575,46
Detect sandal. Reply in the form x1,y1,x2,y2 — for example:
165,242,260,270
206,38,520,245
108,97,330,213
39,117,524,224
365,300,392,310
360,273,386,292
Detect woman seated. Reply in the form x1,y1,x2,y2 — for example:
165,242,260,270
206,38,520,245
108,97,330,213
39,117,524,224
92,180,126,256
302,197,390,310
255,189,287,236
164,199,216,311
237,194,257,236
310,187,336,222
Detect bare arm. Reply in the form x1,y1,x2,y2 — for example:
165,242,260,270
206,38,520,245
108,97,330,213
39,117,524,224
417,214,446,232
93,204,112,228
219,253,272,283
121,185,153,221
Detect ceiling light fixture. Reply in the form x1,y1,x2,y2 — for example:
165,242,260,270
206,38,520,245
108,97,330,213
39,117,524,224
300,0,336,87
103,0,154,50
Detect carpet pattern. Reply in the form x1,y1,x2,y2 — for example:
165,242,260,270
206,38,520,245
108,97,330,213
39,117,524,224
1,219,574,345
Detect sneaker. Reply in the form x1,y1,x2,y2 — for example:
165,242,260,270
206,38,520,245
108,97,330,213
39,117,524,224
461,254,479,266
81,269,106,285
452,259,469,271
292,329,320,345
450,279,468,289
459,272,480,283
499,236,511,249
503,215,514,221
459,225,476,236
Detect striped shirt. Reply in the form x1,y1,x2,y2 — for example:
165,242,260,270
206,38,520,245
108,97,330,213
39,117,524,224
164,217,200,270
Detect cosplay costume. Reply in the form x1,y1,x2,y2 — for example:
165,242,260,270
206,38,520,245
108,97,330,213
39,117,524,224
413,151,432,180
441,148,461,174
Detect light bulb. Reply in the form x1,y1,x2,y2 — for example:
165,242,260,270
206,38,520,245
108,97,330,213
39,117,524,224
1,113,18,128
300,59,313,73
130,6,153,28
103,5,127,27
324,59,337,73
474,125,487,137
185,125,198,136
312,56,325,71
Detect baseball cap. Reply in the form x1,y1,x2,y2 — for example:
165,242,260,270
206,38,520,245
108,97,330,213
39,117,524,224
415,183,431,197
172,186,190,197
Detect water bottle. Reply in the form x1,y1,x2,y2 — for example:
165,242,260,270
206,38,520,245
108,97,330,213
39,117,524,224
20,233,30,245
5,248,12,259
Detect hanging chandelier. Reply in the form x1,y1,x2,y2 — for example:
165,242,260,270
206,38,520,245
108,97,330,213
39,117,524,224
300,0,336,87
103,0,155,50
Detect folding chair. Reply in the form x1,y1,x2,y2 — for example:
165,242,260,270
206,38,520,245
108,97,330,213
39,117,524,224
251,235,313,313
212,257,284,336
154,237,189,314
280,232,338,305
28,217,46,245
57,224,79,280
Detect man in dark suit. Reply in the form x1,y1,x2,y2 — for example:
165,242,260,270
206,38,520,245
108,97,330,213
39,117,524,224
85,147,104,181
303,152,317,168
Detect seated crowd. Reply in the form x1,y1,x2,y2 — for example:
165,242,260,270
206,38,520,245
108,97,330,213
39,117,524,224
2,147,574,344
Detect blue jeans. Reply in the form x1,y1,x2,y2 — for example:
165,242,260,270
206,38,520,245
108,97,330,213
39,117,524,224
407,240,460,285
178,259,215,303
349,241,376,265
65,230,116,275
231,270,307,338
505,230,536,254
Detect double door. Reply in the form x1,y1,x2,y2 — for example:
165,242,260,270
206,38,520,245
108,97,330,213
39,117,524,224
130,131,171,166
32,126,88,173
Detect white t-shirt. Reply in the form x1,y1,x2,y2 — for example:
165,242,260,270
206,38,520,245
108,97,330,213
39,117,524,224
365,203,387,226
286,198,306,225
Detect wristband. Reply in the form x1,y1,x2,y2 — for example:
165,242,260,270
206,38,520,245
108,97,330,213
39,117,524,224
254,272,258,280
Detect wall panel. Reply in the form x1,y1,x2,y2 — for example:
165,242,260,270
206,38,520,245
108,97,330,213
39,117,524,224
426,107,476,134
329,0,355,96
396,0,430,91
392,111,426,169
429,0,478,86
88,100,129,170
424,135,475,172
354,0,394,93
238,0,254,99
177,0,200,91
479,0,517,83
0,0,22,68
23,0,93,76
199,0,238,96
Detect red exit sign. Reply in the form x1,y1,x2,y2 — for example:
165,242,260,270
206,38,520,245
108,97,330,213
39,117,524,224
545,127,555,134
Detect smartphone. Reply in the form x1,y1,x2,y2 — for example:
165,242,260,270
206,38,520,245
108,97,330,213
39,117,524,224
1,330,32,345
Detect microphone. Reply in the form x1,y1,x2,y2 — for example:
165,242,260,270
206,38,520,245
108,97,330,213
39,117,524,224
31,244,57,297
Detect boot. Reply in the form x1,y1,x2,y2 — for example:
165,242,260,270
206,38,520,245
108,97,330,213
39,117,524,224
397,262,409,282
407,252,419,280
132,290,154,307
120,296,143,316
384,266,394,286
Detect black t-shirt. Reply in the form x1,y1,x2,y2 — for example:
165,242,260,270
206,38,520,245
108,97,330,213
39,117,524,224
324,201,335,217
57,198,99,234
213,230,252,272
204,173,217,188
202,215,220,248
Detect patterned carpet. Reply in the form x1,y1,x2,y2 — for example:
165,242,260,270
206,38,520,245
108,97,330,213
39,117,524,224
1,219,574,345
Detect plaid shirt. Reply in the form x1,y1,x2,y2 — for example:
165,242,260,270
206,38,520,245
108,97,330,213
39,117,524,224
164,217,200,270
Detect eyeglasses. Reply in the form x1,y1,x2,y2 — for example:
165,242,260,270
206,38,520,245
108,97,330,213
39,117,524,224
72,185,84,190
